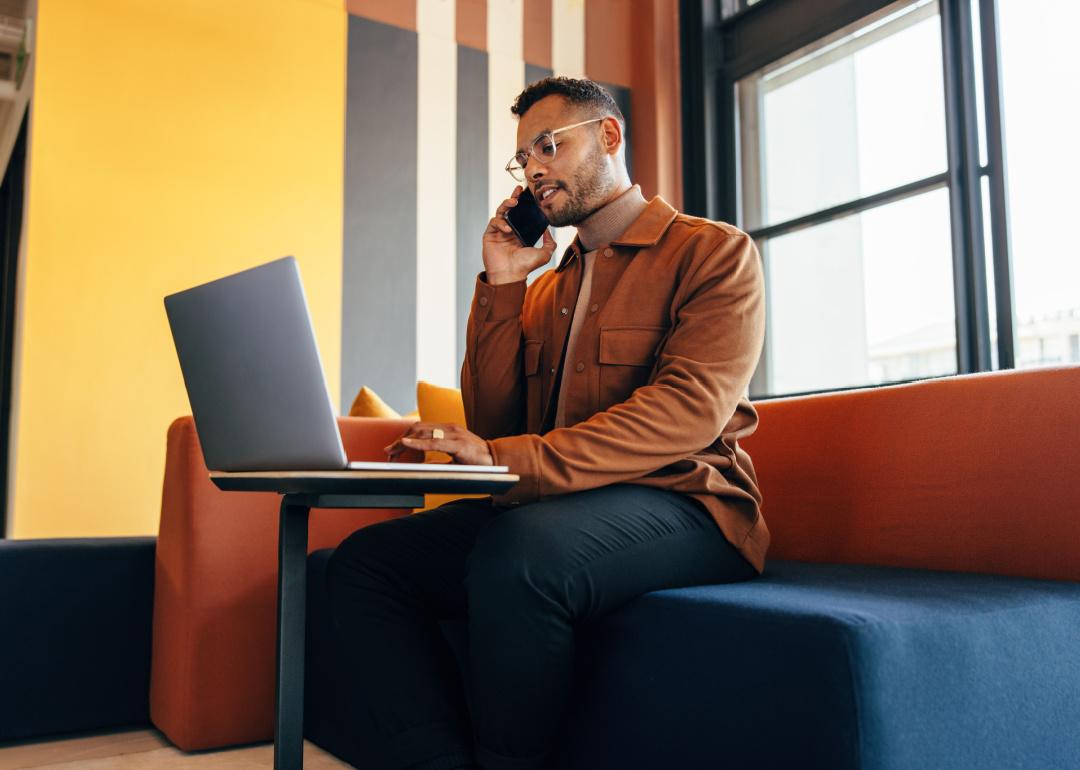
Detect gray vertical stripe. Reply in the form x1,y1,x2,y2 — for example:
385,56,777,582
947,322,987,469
456,46,489,377
342,17,418,415
525,63,553,86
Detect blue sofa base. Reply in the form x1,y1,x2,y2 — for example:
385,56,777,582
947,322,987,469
305,550,1080,770
0,537,156,743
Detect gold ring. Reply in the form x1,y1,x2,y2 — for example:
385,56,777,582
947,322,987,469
431,428,445,440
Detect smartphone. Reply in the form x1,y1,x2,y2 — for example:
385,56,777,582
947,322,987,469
504,187,550,247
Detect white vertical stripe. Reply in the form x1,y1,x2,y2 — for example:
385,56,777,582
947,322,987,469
487,0,525,220
551,0,584,261
552,0,585,77
417,0,458,388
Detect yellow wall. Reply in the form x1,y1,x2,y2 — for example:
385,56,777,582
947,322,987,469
11,0,346,537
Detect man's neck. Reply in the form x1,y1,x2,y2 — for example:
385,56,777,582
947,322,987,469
576,182,648,252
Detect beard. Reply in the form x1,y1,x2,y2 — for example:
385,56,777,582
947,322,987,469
544,143,616,227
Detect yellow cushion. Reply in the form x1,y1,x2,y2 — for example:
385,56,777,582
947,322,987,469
415,380,486,511
348,386,400,418
416,381,467,461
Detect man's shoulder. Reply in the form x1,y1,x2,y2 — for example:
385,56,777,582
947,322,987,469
649,212,756,276
666,212,750,246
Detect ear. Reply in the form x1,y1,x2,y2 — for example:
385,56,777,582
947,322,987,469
600,116,623,156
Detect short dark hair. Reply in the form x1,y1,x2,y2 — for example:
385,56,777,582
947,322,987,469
511,76,625,127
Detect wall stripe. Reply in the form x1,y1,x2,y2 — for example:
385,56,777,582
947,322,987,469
585,0,632,87
456,0,486,50
456,45,489,370
486,0,525,220
417,0,459,389
523,0,553,68
552,0,585,77
346,0,416,31
625,0,683,203
525,63,552,87
342,17,418,414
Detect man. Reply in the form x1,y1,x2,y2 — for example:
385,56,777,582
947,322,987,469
328,76,768,770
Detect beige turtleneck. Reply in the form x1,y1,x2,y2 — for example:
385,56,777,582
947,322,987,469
553,184,648,429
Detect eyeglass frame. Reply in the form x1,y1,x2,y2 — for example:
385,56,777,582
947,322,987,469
504,117,608,182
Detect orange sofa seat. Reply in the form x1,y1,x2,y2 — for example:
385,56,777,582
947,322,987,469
742,365,1080,582
150,415,417,750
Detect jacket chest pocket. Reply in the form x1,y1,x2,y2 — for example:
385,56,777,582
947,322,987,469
597,326,666,411
524,340,545,433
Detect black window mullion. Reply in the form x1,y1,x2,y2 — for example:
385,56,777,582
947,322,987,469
940,0,992,373
679,0,720,219
978,0,1017,369
747,172,950,242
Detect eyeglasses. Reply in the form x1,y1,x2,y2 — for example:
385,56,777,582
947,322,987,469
505,117,606,182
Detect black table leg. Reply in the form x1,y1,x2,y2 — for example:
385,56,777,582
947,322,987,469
275,497,310,770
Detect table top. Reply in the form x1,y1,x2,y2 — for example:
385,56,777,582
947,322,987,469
210,468,519,496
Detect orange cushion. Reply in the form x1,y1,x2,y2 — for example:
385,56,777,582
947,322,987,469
742,365,1080,582
150,415,416,750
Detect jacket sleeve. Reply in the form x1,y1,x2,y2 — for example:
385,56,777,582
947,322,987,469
461,272,528,439
487,232,764,503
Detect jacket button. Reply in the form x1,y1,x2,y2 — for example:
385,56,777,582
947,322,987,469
560,307,568,315
590,303,599,313
575,361,585,372
550,367,555,374
478,296,489,306
604,248,613,257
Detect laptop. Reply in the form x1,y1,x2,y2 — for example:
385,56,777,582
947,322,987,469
164,256,508,474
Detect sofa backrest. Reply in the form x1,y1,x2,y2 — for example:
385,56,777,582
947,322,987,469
742,365,1080,582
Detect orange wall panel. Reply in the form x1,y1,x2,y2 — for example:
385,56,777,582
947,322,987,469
347,0,417,30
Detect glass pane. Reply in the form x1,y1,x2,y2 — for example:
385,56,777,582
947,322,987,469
971,0,988,168
982,175,998,369
998,0,1080,367
737,0,948,230
757,188,956,395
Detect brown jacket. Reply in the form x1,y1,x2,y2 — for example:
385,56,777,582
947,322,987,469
461,196,770,572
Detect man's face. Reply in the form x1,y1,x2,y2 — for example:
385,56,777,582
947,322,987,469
514,95,618,227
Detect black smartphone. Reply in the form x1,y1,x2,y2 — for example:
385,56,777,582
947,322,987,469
504,187,550,247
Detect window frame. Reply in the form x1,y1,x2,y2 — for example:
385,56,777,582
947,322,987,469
680,0,1016,398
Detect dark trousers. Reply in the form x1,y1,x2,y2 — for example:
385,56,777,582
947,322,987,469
326,483,756,770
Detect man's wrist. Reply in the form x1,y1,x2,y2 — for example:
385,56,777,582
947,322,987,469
485,270,528,286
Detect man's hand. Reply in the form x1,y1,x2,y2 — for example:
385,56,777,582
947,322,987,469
482,185,557,285
383,422,494,466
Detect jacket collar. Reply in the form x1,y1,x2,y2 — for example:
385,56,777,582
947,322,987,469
555,196,679,273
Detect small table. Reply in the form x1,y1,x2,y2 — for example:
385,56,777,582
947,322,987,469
210,468,519,770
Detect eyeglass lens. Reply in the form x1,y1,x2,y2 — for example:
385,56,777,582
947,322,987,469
509,133,558,180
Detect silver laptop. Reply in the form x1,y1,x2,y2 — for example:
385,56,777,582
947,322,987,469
164,256,507,473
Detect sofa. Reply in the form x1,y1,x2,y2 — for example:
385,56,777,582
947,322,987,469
0,537,155,742
151,365,1080,768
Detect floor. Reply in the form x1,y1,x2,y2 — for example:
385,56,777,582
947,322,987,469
0,729,350,770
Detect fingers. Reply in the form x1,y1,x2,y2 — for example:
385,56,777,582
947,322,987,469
494,187,522,218
485,215,515,237
383,423,454,457
399,436,459,453
541,227,556,252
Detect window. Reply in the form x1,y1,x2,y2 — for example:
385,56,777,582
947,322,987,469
681,0,1026,398
736,1,956,393
997,0,1080,369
